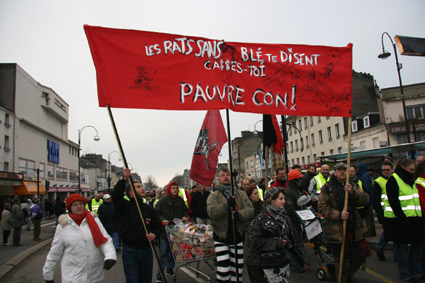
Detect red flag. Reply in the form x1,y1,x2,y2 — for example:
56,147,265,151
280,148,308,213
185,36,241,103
84,25,353,117
263,114,285,155
190,110,227,186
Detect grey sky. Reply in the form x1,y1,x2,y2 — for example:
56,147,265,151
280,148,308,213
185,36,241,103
1,0,424,187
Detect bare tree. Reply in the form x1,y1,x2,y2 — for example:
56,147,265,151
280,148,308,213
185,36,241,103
144,175,158,191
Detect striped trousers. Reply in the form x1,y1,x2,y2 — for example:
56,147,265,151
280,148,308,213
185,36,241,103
214,240,244,282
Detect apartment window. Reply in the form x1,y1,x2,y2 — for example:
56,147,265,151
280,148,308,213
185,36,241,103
246,162,249,169
298,120,302,131
4,113,10,128
18,158,35,178
295,140,299,151
360,141,366,149
307,156,311,163
305,135,309,148
304,117,308,129
319,130,323,144
313,154,317,160
4,135,10,152
290,141,294,153
406,105,425,119
288,127,292,136
47,165,55,180
297,158,300,164
4,162,9,172
373,137,380,148
363,116,370,128
335,123,341,138
300,138,304,150
327,126,332,141
39,163,45,179
288,160,291,167
292,159,295,166
397,134,408,144
338,147,342,153
330,149,334,155
352,121,358,132
302,157,305,165
310,117,314,126
69,170,78,182
56,167,68,181
318,117,321,123
321,151,325,156
311,133,315,146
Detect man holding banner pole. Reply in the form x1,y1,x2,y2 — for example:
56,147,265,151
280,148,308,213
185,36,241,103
207,169,254,282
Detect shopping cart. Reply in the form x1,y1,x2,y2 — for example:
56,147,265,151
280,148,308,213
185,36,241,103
165,219,216,282
295,207,336,281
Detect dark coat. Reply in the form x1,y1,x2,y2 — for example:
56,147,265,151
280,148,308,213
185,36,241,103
384,167,425,243
357,162,373,204
190,191,210,219
301,171,316,192
98,201,118,236
284,180,303,226
112,179,162,248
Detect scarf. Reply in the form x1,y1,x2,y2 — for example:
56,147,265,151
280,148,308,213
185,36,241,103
266,204,289,238
217,184,232,200
69,210,108,247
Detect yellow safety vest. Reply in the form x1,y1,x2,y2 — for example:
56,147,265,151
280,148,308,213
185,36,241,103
91,199,103,213
314,173,330,193
374,177,388,209
257,186,264,201
356,180,364,209
383,173,422,218
178,188,189,208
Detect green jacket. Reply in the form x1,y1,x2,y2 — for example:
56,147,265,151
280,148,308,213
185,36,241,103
207,188,254,241
154,194,188,240
318,175,368,243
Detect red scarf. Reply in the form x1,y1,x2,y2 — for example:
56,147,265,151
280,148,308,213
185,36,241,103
69,210,108,247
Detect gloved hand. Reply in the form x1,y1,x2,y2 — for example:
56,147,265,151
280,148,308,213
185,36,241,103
103,259,116,270
233,211,240,220
227,197,236,210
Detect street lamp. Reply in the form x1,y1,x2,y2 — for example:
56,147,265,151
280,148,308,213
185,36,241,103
78,125,100,194
378,32,411,144
108,150,122,191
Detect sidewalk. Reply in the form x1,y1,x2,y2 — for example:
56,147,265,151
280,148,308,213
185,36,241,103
0,216,56,279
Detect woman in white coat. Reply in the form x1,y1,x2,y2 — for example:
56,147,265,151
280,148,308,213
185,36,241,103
43,194,116,283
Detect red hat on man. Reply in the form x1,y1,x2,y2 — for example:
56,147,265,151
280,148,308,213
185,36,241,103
65,194,87,210
288,169,303,181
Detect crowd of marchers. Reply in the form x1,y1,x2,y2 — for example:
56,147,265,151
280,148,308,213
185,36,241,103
6,155,422,283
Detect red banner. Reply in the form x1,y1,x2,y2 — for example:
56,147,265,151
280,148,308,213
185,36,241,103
84,25,353,117
190,110,227,186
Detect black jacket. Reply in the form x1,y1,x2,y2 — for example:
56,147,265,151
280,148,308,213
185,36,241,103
190,191,210,219
112,180,162,248
98,201,118,236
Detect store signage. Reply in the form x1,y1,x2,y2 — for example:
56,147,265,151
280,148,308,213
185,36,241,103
47,140,60,164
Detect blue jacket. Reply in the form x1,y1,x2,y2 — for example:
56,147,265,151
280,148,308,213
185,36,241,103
356,162,373,204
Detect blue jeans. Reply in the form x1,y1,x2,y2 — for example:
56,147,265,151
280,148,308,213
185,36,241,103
156,239,174,279
393,241,425,279
375,233,388,254
111,232,120,249
13,227,22,246
122,244,153,283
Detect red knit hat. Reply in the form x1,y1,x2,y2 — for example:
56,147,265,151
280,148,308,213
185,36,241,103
288,169,303,181
65,194,86,210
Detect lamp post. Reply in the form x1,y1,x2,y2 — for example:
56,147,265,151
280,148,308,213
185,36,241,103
378,32,411,144
107,151,121,192
78,126,100,195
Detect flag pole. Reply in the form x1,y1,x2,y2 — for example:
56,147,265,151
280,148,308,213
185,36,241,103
265,145,269,190
225,109,240,283
107,105,167,283
338,116,353,283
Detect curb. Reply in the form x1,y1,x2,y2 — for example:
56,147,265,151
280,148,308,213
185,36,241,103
0,237,53,279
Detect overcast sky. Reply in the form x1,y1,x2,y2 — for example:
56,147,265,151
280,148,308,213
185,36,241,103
1,0,424,187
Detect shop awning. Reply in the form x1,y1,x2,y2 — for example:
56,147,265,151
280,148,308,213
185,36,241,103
14,181,46,196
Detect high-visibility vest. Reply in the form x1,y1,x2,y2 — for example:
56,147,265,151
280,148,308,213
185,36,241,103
257,186,264,201
314,173,330,193
178,188,189,207
356,180,365,209
383,173,422,218
374,176,388,209
91,199,103,213
153,198,159,207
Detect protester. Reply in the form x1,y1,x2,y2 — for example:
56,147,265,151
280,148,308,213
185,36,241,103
11,197,25,246
270,167,288,189
98,194,120,252
155,181,189,281
384,159,425,282
300,164,316,193
30,199,43,241
87,193,103,213
318,162,369,283
190,183,211,225
284,169,309,272
357,162,376,237
43,194,116,283
245,184,263,217
207,168,254,282
372,161,394,261
1,203,13,245
54,197,66,225
112,168,162,283
308,164,330,195
416,159,425,278
247,187,305,283
22,199,31,231
44,199,52,217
